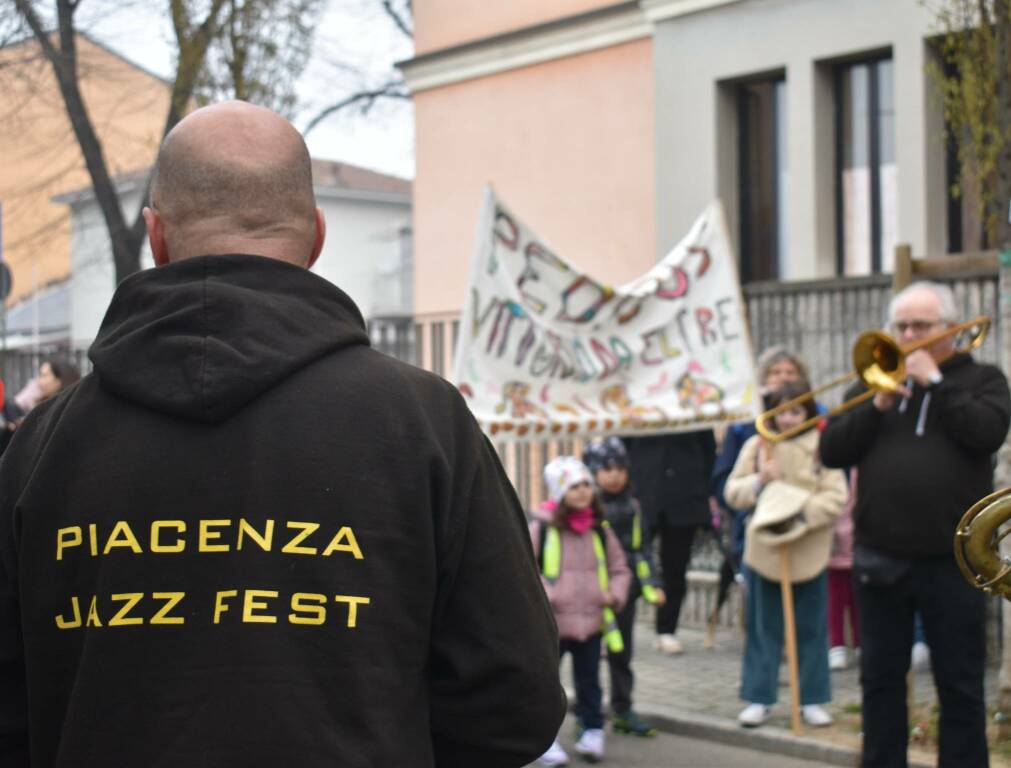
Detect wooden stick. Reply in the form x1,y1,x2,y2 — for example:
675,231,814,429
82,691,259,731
779,544,802,736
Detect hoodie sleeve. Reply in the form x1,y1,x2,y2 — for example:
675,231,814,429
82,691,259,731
931,365,1011,457
818,385,883,469
0,405,47,768
723,436,763,512
0,492,28,767
429,421,565,768
603,526,631,611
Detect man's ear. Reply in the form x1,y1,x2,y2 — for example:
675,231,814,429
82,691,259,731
306,207,325,270
143,206,169,267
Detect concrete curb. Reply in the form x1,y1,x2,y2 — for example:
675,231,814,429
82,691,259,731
635,703,934,768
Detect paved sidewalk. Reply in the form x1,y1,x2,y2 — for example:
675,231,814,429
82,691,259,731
560,617,1000,767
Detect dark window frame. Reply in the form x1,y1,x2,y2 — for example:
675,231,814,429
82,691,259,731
736,71,787,284
834,51,893,276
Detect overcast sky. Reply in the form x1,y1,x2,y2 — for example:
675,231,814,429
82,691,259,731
82,0,415,179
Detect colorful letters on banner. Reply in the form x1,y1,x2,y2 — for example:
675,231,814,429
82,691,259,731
452,188,760,441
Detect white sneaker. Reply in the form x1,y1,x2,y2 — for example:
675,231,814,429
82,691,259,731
573,728,605,762
911,641,930,671
738,703,770,727
801,704,834,727
829,645,848,670
539,738,569,766
655,633,684,655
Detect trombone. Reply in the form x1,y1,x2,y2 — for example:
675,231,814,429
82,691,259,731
755,315,990,443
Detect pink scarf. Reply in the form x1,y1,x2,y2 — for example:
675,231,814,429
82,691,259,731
565,507,595,535
540,500,595,535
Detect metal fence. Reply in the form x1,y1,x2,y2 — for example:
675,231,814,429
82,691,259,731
0,346,91,402
743,270,1000,409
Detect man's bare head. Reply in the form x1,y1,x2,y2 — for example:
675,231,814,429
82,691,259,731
144,101,325,267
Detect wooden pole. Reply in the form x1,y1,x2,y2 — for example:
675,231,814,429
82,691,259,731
779,544,802,735
996,248,1011,735
892,242,917,720
892,243,913,292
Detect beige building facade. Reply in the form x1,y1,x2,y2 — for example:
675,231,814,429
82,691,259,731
651,0,947,283
0,34,169,308
403,0,967,320
405,2,657,318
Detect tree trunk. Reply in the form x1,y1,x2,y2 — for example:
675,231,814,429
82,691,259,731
13,0,229,286
993,0,1011,739
997,249,1011,737
13,0,146,282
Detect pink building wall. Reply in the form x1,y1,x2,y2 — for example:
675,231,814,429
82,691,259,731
412,39,656,317
414,0,623,55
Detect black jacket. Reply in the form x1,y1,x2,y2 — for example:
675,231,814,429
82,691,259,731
623,431,716,528
0,255,565,768
599,488,661,589
820,352,1010,557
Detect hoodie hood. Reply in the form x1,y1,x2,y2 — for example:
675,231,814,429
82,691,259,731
89,254,370,423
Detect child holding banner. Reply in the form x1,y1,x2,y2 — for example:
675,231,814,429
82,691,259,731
582,437,665,738
723,381,847,729
530,456,631,766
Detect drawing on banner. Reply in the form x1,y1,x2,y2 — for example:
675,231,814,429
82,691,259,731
675,370,724,414
495,381,548,420
453,187,761,441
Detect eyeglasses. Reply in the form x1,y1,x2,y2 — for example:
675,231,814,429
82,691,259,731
890,320,942,335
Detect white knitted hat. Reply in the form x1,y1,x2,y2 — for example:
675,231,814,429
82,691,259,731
543,456,593,504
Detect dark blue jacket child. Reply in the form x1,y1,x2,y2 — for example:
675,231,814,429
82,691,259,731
583,437,663,737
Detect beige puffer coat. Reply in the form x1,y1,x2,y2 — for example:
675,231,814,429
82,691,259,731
725,429,848,582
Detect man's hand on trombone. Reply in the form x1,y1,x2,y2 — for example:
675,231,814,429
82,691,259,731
873,350,940,411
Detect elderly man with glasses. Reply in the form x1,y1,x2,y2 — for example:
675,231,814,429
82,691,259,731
820,280,1010,768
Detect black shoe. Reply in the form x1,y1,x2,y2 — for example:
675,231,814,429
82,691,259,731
612,711,657,737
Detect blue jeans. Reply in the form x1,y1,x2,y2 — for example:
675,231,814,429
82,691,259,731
740,569,830,706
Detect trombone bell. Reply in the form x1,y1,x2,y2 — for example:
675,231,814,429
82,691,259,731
853,331,903,392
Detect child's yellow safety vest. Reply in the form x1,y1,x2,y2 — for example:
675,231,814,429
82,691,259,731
537,521,624,654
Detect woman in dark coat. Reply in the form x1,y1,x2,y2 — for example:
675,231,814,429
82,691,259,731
624,429,716,654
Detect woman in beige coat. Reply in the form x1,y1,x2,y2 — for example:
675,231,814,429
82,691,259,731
724,381,848,728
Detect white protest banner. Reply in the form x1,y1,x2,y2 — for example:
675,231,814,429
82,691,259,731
452,187,760,441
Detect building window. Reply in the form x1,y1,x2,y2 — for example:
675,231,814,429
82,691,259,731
738,76,787,283
836,55,896,275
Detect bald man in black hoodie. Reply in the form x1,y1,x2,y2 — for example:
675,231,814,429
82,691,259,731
0,102,565,768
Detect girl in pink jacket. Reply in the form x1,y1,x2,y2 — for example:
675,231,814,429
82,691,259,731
828,469,859,670
531,456,631,766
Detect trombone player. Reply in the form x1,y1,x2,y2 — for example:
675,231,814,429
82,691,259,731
820,281,1010,768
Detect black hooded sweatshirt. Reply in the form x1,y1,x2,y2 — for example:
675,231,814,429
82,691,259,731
0,255,565,768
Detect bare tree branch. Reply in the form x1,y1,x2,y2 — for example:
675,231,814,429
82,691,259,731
194,0,323,117
302,80,409,136
11,0,58,62
8,0,234,282
300,0,413,136
381,0,411,39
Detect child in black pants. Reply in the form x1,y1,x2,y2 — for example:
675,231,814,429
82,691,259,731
583,437,666,737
